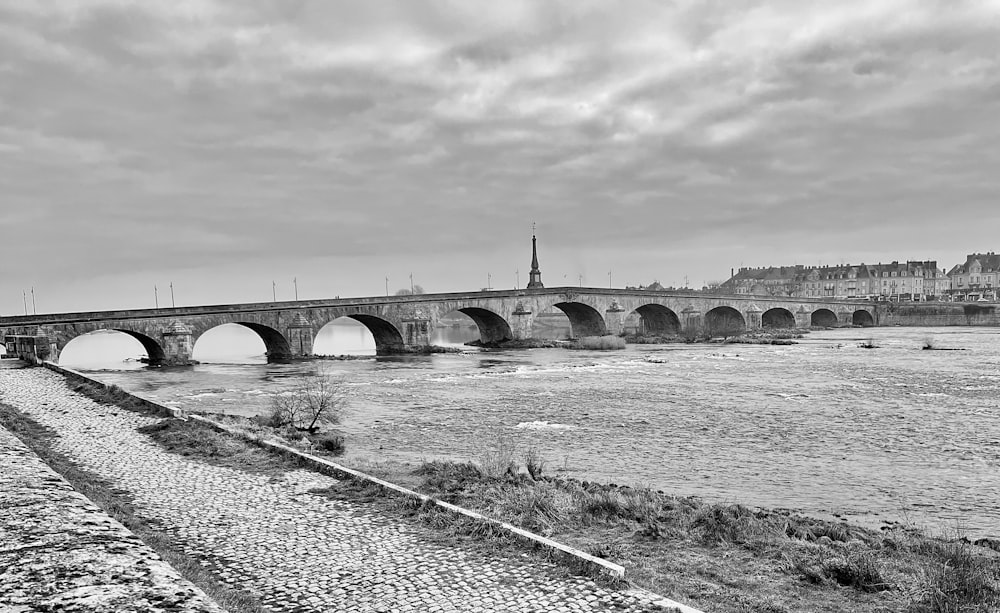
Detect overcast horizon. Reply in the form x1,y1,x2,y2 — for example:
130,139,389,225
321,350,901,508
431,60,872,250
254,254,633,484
2,1,999,315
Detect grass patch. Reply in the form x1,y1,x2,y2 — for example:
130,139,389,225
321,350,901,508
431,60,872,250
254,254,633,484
64,378,172,416
137,418,301,476
0,403,266,613
406,459,1000,613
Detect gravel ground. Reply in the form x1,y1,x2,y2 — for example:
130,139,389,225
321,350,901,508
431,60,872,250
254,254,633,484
0,367,670,613
0,423,223,613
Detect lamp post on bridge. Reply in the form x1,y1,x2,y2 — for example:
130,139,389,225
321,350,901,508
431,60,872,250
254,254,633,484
170,282,175,308
155,286,159,309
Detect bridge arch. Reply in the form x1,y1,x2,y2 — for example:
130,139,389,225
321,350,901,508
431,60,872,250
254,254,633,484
193,322,292,362
705,306,745,337
852,310,875,327
761,307,795,329
811,308,838,327
451,307,512,345
631,304,681,336
59,328,166,366
553,302,608,338
343,314,404,354
314,317,376,356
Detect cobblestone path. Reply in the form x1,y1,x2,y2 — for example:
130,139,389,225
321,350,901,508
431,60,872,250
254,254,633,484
1,368,666,612
0,424,222,613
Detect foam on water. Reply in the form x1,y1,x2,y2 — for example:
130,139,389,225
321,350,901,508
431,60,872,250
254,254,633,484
513,421,575,430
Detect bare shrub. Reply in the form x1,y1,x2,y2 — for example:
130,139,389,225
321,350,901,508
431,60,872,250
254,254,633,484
267,369,346,433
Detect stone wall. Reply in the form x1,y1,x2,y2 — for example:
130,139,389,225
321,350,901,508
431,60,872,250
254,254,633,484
880,303,1000,327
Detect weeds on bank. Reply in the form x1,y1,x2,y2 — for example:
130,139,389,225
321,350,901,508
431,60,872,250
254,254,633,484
65,378,171,415
411,452,1000,613
138,419,306,477
0,403,266,613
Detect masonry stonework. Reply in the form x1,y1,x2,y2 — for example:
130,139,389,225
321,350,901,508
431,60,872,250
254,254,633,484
1,289,879,363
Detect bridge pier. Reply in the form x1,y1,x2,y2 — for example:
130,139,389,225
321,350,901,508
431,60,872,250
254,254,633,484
839,310,854,327
3,327,58,364
795,307,812,328
510,301,533,340
401,312,432,348
681,306,702,338
287,314,314,357
604,300,626,336
161,322,195,366
744,304,763,331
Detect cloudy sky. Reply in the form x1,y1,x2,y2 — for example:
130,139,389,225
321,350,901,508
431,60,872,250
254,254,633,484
2,1,999,314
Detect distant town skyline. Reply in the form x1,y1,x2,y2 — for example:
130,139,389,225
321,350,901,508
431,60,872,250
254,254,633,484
2,2,999,314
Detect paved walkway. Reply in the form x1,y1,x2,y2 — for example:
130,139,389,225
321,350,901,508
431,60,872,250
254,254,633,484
0,368,665,612
0,423,222,613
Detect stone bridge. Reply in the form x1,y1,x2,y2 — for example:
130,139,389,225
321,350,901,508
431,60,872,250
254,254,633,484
0,288,879,365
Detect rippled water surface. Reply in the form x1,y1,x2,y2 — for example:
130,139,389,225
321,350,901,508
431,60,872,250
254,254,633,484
79,327,1000,538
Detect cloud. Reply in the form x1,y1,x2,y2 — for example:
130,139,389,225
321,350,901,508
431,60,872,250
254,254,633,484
1,0,999,310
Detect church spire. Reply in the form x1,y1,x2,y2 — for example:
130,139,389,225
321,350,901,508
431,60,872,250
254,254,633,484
527,226,543,289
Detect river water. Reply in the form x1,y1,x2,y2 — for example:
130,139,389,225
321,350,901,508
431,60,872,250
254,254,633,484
69,326,1000,539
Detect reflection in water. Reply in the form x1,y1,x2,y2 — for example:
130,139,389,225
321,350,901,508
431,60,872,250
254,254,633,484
72,327,1000,539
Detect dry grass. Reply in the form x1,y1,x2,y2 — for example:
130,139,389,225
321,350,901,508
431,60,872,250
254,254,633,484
0,404,266,613
408,459,1000,613
138,418,305,477
65,378,172,416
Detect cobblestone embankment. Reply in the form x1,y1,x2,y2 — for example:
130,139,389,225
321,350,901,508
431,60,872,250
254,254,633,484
0,367,671,612
0,423,223,613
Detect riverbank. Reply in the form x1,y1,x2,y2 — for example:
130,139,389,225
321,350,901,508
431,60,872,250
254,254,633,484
0,366,676,612
155,408,1000,613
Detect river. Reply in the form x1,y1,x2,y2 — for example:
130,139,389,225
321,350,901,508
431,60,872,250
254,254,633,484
66,325,1000,539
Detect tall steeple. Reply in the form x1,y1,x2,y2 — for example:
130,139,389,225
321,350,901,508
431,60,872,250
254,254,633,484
527,226,544,289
